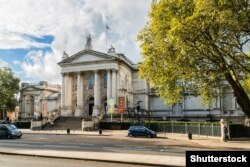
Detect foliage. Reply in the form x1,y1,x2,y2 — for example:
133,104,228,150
138,0,250,117
0,67,20,111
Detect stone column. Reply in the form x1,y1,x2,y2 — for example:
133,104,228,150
107,69,112,99
93,70,101,116
62,73,73,116
75,72,84,116
61,73,65,108
112,69,117,101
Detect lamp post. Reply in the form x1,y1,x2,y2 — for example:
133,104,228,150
136,101,143,124
2,105,6,120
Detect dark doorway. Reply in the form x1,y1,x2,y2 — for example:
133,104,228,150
88,97,94,116
102,97,107,114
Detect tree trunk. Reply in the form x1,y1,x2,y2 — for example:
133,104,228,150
225,72,250,125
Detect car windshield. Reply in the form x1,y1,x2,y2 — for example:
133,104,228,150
129,126,150,131
5,125,17,130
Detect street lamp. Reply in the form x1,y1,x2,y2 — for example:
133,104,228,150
136,101,143,124
2,105,6,120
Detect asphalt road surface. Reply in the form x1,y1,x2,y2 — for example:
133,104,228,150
0,133,213,156
0,154,152,167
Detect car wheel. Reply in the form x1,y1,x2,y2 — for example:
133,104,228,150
147,134,152,138
128,134,132,137
7,134,12,139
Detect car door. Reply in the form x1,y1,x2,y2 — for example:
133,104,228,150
141,127,148,136
134,127,140,136
137,127,144,136
0,125,8,138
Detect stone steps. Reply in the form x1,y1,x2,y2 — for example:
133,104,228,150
43,116,82,130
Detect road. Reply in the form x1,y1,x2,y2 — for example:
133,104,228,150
0,133,214,157
0,154,151,167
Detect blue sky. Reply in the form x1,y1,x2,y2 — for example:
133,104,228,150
0,0,151,84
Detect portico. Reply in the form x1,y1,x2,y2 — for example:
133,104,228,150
58,35,135,119
60,68,118,117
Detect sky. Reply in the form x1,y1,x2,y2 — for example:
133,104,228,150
0,0,151,84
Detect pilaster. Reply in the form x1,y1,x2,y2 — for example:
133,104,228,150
93,70,101,116
107,69,112,99
111,69,117,101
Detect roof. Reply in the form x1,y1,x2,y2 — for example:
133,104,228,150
58,49,138,70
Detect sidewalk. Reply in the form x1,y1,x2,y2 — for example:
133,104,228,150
160,133,250,150
1,129,248,167
0,148,185,167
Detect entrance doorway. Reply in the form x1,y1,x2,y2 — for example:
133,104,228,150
102,97,107,114
88,97,94,116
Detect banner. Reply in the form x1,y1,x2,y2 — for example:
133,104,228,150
108,98,116,114
118,97,125,114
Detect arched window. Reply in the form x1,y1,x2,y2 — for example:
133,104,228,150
88,74,94,89
103,74,107,88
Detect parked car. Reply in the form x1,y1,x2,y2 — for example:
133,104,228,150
0,124,22,139
128,126,157,138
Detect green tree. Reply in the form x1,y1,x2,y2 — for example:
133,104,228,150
138,0,250,120
0,67,20,117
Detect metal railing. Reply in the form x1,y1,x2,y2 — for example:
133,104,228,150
144,122,221,137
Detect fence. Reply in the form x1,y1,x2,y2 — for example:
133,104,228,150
144,122,221,137
100,121,221,137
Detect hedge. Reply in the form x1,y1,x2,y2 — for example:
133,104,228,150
13,121,31,129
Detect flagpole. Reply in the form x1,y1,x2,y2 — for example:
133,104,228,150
105,25,107,52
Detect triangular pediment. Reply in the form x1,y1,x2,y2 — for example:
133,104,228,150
71,53,110,63
58,49,115,65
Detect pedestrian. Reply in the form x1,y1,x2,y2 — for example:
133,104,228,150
223,125,229,142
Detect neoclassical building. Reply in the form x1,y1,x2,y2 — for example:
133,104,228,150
19,81,61,118
58,42,135,117
58,36,245,121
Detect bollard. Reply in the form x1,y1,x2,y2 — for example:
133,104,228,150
67,128,70,134
99,129,102,135
188,132,192,140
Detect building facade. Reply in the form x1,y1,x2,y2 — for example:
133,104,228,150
58,37,245,121
19,81,61,119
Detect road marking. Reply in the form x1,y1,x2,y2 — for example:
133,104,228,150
0,143,29,147
60,143,94,146
43,145,80,148
102,147,151,151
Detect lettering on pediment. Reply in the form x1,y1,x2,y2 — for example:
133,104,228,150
71,54,111,63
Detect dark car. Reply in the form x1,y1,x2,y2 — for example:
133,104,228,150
128,126,156,138
0,124,22,139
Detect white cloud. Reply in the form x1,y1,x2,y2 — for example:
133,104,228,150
21,50,61,83
0,58,8,67
0,31,50,49
0,0,151,83
13,60,21,65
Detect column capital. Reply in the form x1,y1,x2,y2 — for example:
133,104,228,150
63,72,71,76
111,69,117,72
106,68,112,72
77,71,82,75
